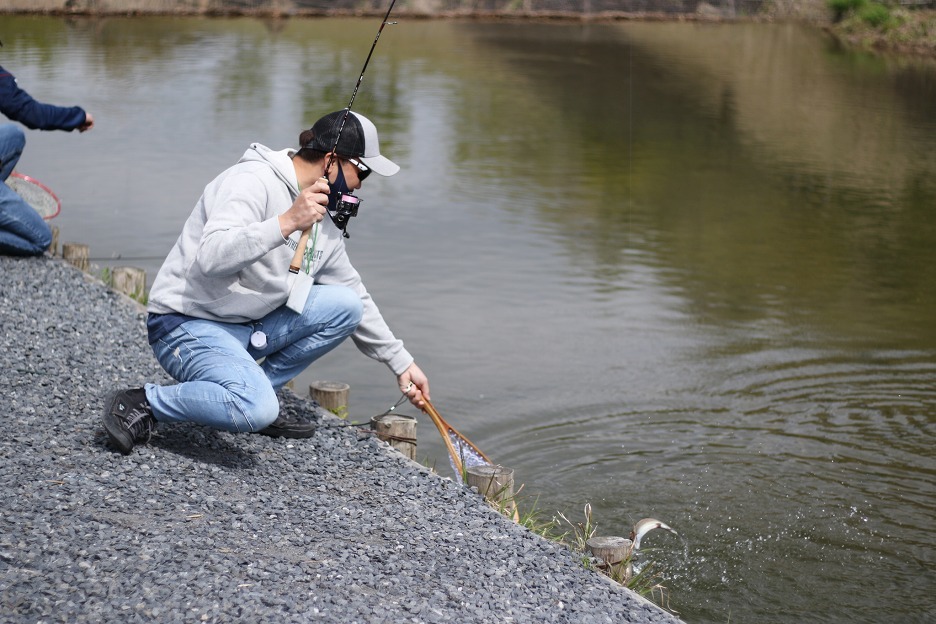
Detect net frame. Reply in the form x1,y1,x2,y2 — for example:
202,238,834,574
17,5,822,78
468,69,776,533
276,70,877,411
7,172,61,220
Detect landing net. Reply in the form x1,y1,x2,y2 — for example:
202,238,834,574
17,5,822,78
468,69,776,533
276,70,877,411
7,172,61,219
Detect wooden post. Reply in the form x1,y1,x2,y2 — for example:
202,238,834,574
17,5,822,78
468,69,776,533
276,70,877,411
49,226,59,257
466,465,516,517
586,536,634,583
62,243,89,272
309,380,350,416
111,266,146,301
369,413,417,460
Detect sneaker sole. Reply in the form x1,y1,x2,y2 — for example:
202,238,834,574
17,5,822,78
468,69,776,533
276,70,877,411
102,391,135,455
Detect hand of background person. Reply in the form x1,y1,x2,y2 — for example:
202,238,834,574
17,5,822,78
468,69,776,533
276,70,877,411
398,362,430,409
78,112,94,132
279,177,329,238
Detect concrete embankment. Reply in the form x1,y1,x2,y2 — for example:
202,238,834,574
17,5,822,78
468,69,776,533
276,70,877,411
0,255,682,623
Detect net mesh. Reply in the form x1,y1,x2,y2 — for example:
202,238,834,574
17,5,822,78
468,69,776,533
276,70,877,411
447,430,491,479
7,173,61,219
450,432,489,467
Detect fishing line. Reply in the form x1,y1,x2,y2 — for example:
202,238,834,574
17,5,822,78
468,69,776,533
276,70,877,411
316,390,410,430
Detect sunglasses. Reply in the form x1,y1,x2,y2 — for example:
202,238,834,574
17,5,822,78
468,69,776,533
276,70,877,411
346,157,371,181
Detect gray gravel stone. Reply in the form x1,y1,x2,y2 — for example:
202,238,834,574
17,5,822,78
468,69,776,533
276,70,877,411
0,255,683,623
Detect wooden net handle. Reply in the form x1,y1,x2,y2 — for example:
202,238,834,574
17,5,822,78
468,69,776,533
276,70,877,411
422,398,464,475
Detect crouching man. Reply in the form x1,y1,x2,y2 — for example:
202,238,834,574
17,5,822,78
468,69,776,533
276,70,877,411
102,110,428,454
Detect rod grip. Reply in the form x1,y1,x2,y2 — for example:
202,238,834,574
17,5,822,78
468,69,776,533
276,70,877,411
288,176,329,273
289,228,311,273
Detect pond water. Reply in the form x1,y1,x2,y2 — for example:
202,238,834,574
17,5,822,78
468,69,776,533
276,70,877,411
4,13,935,623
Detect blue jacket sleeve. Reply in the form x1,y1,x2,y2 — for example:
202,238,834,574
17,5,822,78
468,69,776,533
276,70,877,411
0,65,87,131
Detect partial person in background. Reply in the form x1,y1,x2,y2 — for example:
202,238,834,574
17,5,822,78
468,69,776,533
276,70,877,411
0,42,94,256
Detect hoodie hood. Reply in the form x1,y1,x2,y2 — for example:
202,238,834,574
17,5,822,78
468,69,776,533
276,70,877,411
240,143,300,195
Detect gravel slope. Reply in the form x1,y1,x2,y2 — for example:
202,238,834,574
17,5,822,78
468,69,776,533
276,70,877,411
0,255,682,624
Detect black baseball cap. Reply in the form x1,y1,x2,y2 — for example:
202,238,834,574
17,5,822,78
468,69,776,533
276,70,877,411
305,109,399,177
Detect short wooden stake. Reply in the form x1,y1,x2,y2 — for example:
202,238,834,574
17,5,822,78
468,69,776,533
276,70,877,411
466,465,516,517
111,266,146,301
49,226,59,257
62,243,89,272
586,536,634,583
369,413,417,460
309,380,350,416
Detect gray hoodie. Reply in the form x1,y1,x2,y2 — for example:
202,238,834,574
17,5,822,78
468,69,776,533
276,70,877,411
147,143,413,375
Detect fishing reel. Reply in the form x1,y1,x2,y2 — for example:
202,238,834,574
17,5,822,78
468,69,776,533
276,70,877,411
329,192,361,237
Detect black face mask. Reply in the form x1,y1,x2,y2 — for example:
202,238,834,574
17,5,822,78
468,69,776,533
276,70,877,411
326,163,361,238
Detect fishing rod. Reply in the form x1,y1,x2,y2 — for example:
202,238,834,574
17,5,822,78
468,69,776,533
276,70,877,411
289,0,398,280
323,0,398,237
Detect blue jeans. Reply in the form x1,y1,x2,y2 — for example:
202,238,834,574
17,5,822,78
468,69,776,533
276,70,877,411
146,284,363,433
0,125,52,256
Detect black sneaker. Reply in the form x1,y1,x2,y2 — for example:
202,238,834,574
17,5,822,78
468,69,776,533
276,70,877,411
102,388,157,454
256,413,317,439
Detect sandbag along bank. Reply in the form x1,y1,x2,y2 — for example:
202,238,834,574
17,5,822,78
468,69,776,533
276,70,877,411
0,255,682,623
